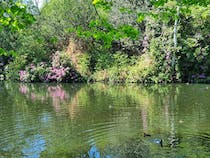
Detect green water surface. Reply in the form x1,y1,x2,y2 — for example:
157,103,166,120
1,82,210,158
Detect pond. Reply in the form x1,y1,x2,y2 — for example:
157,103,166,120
1,82,210,158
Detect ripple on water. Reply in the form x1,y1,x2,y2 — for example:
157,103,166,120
80,121,118,146
0,111,50,157
184,132,210,143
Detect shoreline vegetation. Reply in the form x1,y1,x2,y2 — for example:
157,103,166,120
0,0,209,84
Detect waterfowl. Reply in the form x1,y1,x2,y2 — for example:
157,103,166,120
143,133,163,147
144,133,151,137
151,138,163,147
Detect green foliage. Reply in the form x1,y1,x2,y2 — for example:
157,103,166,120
180,6,210,82
151,0,168,7
127,55,156,83
70,18,139,48
151,0,210,7
17,29,49,63
92,0,113,10
0,0,35,59
0,48,17,57
25,62,49,82
93,51,114,71
76,53,91,79
1,0,210,83
92,52,154,83
5,55,27,80
92,53,156,83
0,1,35,31
137,13,145,23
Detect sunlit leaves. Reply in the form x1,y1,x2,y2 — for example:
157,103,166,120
137,13,145,23
179,0,210,6
69,18,139,48
0,1,35,57
92,0,113,10
119,7,133,14
190,5,210,19
151,0,210,7
119,25,139,39
0,48,17,57
0,1,35,31
151,0,168,7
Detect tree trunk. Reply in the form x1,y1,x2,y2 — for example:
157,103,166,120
172,6,180,76
173,6,180,48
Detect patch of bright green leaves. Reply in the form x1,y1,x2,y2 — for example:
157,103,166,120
151,0,210,7
0,48,17,57
92,0,113,10
0,1,35,57
70,19,139,48
0,1,35,31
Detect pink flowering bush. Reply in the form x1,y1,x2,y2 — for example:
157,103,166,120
45,51,82,82
47,66,70,82
46,66,82,82
18,51,83,82
20,62,49,82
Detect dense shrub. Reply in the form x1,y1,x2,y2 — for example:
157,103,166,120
8,51,83,83
92,53,156,83
5,55,27,81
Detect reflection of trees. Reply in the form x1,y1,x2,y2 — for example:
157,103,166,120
2,83,210,157
141,85,181,148
167,88,180,148
68,91,79,119
1,82,83,157
142,108,148,132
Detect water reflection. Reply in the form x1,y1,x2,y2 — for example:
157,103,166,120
18,83,74,115
22,134,45,158
1,83,210,157
19,84,29,94
88,146,100,158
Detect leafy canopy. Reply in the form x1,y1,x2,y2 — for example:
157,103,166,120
0,0,35,56
0,0,35,31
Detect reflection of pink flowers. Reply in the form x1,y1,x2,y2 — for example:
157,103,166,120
19,84,69,113
48,85,69,113
48,86,69,100
19,85,29,94
31,93,36,101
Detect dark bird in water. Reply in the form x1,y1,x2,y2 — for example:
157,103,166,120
151,139,163,147
144,133,163,147
144,133,151,137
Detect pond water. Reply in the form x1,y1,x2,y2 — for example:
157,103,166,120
1,82,210,158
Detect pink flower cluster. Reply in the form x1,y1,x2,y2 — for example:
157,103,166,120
47,67,70,82
29,63,36,70
19,70,29,82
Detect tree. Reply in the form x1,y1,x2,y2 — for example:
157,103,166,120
0,0,35,56
151,0,210,76
0,0,35,31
